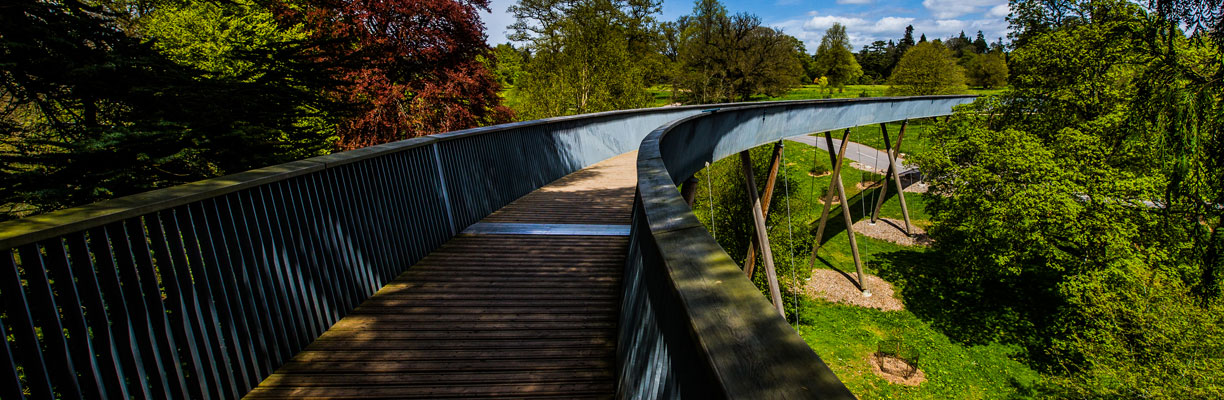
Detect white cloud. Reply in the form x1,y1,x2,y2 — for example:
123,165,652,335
921,0,1005,19
986,4,1011,18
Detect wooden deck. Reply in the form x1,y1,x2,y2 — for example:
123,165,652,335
244,152,638,399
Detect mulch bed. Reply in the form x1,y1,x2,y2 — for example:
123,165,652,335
852,218,933,247
869,352,927,386
804,269,905,312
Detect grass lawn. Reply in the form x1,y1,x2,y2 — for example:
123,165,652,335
692,139,1043,399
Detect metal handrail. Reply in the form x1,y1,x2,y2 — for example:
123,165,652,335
621,96,976,398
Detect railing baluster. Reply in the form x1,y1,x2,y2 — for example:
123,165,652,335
87,226,156,400
17,244,86,399
307,172,355,317
233,192,292,366
267,182,322,340
176,206,240,399
213,196,273,380
0,315,24,399
2,250,55,399
65,232,130,399
278,179,331,334
144,213,211,399
252,187,307,356
190,201,254,394
108,222,180,400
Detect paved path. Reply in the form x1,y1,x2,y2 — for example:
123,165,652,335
786,135,914,174
244,153,639,399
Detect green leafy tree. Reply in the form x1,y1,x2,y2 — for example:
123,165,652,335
490,43,529,87
509,0,661,118
812,23,863,92
887,41,967,95
965,52,1009,88
856,40,895,84
910,0,1224,396
674,0,802,103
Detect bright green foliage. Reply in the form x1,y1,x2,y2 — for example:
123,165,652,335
509,0,660,119
911,0,1224,396
139,0,309,80
965,52,1009,88
813,23,864,92
887,41,967,95
490,43,528,87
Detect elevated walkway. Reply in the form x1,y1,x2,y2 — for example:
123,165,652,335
246,153,638,399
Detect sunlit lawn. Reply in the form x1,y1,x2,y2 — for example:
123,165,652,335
692,139,1042,399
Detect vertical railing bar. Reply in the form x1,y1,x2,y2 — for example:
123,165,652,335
214,196,275,379
86,227,156,400
270,181,325,338
191,201,255,393
175,206,240,399
236,191,295,363
0,316,24,400
37,238,109,398
320,168,362,305
108,222,180,399
308,172,355,317
188,201,253,395
331,167,375,298
292,179,335,331
345,166,381,291
399,152,429,263
431,142,458,236
17,244,85,399
252,186,308,355
357,160,394,284
288,178,337,328
65,232,130,399
144,214,210,399
1,250,55,399
389,153,422,269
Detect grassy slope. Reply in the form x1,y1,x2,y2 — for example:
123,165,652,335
692,138,1041,399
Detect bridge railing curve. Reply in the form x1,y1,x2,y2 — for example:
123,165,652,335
620,96,976,399
0,104,722,400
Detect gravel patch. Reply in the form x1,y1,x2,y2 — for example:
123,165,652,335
852,218,933,247
870,353,926,386
804,269,904,311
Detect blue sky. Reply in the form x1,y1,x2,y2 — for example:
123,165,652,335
479,0,1011,51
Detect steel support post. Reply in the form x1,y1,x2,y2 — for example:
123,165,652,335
870,121,914,234
808,130,869,295
743,141,784,280
739,150,785,317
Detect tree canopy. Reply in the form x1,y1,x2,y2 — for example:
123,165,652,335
886,41,967,95
912,0,1224,395
812,23,863,91
672,0,802,103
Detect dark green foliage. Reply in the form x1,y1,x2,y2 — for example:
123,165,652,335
674,0,803,103
911,0,1224,396
0,0,342,219
965,52,1009,88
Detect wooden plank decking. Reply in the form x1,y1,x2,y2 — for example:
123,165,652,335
244,152,638,399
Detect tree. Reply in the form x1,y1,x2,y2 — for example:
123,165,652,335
490,43,528,87
965,52,1009,88
910,0,1224,396
288,0,512,149
675,0,802,103
0,0,343,219
856,40,895,83
886,41,967,95
973,30,990,54
509,0,661,118
812,23,863,92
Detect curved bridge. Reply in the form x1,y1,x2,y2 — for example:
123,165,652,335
0,96,973,399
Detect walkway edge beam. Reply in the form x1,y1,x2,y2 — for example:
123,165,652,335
621,95,976,398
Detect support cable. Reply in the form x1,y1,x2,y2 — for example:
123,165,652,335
705,161,716,240
781,142,800,328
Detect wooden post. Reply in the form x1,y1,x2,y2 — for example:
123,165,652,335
681,176,700,207
808,129,870,295
740,150,785,317
870,121,914,235
743,141,783,280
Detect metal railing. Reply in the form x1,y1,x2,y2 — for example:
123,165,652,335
620,96,975,398
0,105,717,399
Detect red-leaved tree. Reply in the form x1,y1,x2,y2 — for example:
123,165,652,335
281,0,512,150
